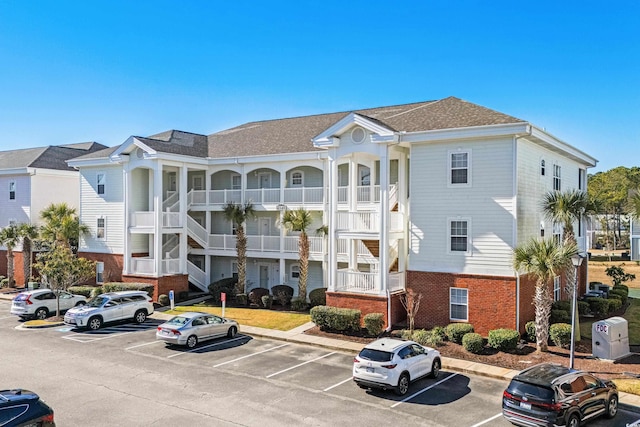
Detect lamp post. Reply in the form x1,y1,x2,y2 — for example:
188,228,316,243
569,253,585,369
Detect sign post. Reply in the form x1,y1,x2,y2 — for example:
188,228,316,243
169,290,175,310
221,292,226,318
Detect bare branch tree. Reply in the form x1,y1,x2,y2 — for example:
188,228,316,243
400,289,423,334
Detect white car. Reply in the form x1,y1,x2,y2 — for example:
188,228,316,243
353,338,441,396
10,289,87,320
156,311,239,348
64,291,154,330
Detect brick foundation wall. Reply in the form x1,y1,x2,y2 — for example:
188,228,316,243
77,252,124,283
327,292,400,328
122,274,189,302
0,251,26,286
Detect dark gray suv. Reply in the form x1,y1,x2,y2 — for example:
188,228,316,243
0,389,55,426
502,363,617,427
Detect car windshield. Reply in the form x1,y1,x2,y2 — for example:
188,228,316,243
506,380,555,402
358,348,394,362
86,297,108,307
166,316,189,326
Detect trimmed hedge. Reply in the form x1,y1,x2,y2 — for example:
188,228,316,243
261,295,273,309
290,296,308,312
413,329,444,347
488,328,519,352
248,287,270,307
158,294,170,306
525,321,536,342
309,288,327,307
271,285,294,306
607,298,622,313
208,277,237,303
68,286,100,298
363,313,385,336
462,333,484,354
310,305,361,332
609,289,628,305
552,300,571,312
446,323,474,344
577,301,590,316
586,297,609,316
431,326,447,341
102,282,155,299
550,309,570,324
550,323,572,348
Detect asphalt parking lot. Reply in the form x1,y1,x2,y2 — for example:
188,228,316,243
1,298,639,426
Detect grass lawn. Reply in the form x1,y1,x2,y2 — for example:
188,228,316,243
166,303,311,331
580,297,640,345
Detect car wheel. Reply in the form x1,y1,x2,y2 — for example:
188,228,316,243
34,307,48,320
88,316,102,331
186,335,198,349
134,310,147,324
395,373,410,396
606,395,618,418
429,358,441,378
227,326,237,338
565,413,580,427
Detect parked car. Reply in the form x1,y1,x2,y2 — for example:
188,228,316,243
64,291,154,330
0,388,55,426
10,289,87,320
156,311,239,349
352,338,441,396
502,363,618,427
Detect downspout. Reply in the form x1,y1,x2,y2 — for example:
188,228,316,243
386,131,404,332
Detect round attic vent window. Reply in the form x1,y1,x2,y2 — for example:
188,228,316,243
351,127,366,144
136,148,144,159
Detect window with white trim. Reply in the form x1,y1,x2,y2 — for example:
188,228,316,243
449,220,469,253
578,169,585,191
553,276,561,301
291,264,300,280
449,151,470,185
553,164,561,191
192,175,204,190
552,222,562,245
97,172,106,195
450,288,468,321
358,165,370,186
231,174,241,190
541,159,546,176
291,171,303,187
96,262,104,284
9,181,15,200
96,217,106,240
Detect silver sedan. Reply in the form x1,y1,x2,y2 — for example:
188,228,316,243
156,312,239,349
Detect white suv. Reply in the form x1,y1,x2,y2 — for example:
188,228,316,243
10,289,87,320
64,291,154,330
353,338,441,396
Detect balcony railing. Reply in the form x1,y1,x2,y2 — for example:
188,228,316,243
163,258,181,274
245,188,280,204
163,212,181,228
130,257,155,275
131,212,154,228
206,234,324,254
335,269,405,294
335,211,403,232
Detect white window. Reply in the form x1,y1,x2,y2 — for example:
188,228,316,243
192,175,204,190
541,159,546,176
96,262,104,284
358,165,370,186
553,276,561,301
97,173,106,195
553,164,561,191
8,181,15,200
450,288,468,321
291,171,303,187
231,174,241,190
449,151,470,185
96,217,106,240
553,222,562,245
231,223,237,236
578,169,585,191
291,264,300,280
449,219,469,253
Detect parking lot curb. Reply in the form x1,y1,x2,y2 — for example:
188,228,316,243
22,321,65,329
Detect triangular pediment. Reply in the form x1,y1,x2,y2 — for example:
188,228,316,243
110,137,157,160
312,113,395,148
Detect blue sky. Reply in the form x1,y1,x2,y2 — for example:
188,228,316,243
0,1,637,173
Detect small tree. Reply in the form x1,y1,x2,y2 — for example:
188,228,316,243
0,225,20,287
605,265,636,287
222,201,255,294
34,246,95,316
18,223,39,286
280,208,313,300
400,288,423,335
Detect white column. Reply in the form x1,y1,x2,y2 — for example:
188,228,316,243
180,165,188,273
123,165,131,274
349,156,358,211
327,149,338,292
379,145,390,293
153,162,163,276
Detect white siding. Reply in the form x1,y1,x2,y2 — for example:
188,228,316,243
409,137,516,276
31,171,79,225
79,165,125,253
0,174,30,226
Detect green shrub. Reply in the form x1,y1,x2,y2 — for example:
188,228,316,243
102,282,155,299
290,296,308,312
446,323,474,344
235,293,248,306
462,332,484,354
552,300,571,312
412,329,444,347
309,288,327,307
158,294,170,306
208,277,237,303
271,285,294,305
363,313,385,336
248,287,270,307
488,328,519,352
399,329,413,340
607,298,622,313
549,323,572,348
525,321,537,342
609,289,628,305
261,295,273,309
550,309,570,324
577,301,590,316
431,326,447,341
586,297,609,316
68,286,98,298
614,284,629,293
310,306,361,332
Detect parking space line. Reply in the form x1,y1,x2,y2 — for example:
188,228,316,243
469,413,502,427
126,340,162,350
166,336,246,359
323,377,352,392
62,331,132,343
266,352,336,379
213,343,290,368
390,373,458,408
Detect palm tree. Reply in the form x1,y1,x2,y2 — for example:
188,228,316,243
0,225,20,287
222,201,255,294
514,238,578,352
280,208,314,300
18,223,39,286
40,203,88,249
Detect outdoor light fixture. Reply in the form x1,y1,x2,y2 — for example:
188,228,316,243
569,252,586,369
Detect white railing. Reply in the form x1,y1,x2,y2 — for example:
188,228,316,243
209,234,237,250
247,235,280,252
283,187,325,204
337,187,349,203
336,212,378,231
187,216,208,247
245,188,280,204
388,272,405,292
209,189,242,205
389,183,398,208
130,258,155,275
163,191,180,211
163,212,181,228
163,235,180,258
187,260,208,292
131,212,154,228
208,234,323,254
163,258,181,275
336,269,378,293
188,190,207,206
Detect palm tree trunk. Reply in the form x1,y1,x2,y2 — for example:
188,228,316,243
7,249,15,287
535,283,553,352
236,225,247,295
22,239,32,287
298,233,309,300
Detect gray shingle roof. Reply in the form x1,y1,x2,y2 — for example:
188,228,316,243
0,142,108,170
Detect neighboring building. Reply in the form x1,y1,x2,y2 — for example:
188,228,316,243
68,97,597,334
631,218,640,261
0,142,108,284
